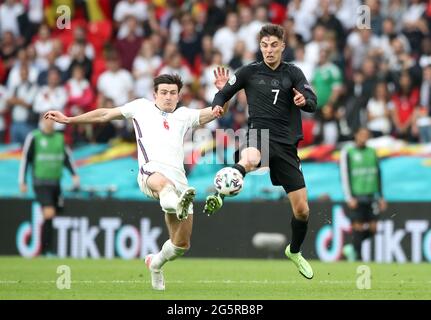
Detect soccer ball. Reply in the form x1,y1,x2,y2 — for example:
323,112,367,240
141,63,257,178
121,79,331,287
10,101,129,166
214,167,244,197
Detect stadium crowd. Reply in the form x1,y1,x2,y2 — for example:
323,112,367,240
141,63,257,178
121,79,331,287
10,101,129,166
1,0,431,149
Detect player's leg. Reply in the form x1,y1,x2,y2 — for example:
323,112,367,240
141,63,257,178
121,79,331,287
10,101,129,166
270,144,313,279
284,187,314,279
146,172,195,221
34,185,57,256
41,205,56,256
350,221,365,261
348,202,378,261
204,147,261,215
146,208,194,291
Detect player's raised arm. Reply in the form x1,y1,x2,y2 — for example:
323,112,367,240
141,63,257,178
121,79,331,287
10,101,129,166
211,65,247,109
199,66,230,125
44,107,124,124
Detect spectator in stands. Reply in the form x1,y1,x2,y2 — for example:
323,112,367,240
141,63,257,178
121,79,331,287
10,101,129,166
200,34,215,67
338,70,366,138
158,51,193,86
64,64,95,145
340,127,387,262
390,71,420,141
97,51,134,107
312,45,343,111
114,0,148,39
33,67,68,131
416,64,431,143
366,82,392,137
304,24,327,68
401,0,427,56
228,40,248,70
287,0,316,43
36,49,66,86
199,0,226,36
19,115,80,256
333,0,361,31
200,50,224,105
33,24,54,69
133,39,162,99
115,16,144,71
213,11,240,64
366,0,384,36
71,25,95,60
178,13,202,71
292,44,314,82
0,0,24,38
0,30,19,70
7,64,39,144
314,103,340,145
67,40,93,81
18,0,44,45
345,28,381,71
315,0,345,50
6,47,39,90
0,83,7,142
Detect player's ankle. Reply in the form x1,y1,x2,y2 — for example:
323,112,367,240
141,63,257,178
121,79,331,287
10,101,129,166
232,163,247,177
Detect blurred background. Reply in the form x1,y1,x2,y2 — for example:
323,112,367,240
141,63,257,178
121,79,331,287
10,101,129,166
0,0,430,262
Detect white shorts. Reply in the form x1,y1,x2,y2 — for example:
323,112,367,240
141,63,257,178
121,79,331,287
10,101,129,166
137,161,193,214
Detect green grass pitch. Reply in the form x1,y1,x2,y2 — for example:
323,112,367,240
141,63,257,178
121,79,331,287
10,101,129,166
0,257,430,300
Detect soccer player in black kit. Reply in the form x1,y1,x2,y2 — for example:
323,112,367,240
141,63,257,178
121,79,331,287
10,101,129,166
205,24,316,279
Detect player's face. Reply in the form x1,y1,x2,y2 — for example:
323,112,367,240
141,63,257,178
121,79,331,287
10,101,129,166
154,84,180,112
260,36,285,67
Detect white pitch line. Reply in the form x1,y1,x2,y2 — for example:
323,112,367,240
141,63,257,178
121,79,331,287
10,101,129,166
1,280,431,285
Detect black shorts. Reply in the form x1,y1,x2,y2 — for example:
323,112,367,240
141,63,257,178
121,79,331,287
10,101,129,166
234,130,305,193
34,185,63,210
349,198,379,223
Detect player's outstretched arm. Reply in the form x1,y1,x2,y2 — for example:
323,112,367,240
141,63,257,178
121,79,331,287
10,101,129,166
44,107,124,124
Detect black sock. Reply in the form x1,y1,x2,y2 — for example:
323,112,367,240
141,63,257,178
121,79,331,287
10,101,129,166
232,163,246,177
41,219,53,254
290,216,308,253
352,230,363,260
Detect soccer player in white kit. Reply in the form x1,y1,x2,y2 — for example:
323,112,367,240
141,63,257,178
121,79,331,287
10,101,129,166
44,72,228,291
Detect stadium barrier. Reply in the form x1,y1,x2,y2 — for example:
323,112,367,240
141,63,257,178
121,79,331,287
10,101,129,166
0,199,430,263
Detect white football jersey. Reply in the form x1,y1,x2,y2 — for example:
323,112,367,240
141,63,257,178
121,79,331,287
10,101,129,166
120,98,200,174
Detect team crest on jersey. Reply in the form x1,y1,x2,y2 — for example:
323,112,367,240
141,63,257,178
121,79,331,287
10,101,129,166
228,75,236,85
161,111,168,117
271,79,280,87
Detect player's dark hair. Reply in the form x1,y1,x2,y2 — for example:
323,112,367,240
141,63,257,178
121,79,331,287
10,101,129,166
259,24,285,41
153,74,183,93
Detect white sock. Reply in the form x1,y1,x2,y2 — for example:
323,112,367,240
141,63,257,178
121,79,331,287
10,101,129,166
159,185,179,213
150,239,187,270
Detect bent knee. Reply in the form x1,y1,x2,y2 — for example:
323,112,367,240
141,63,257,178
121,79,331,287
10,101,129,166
292,202,309,220
240,148,261,169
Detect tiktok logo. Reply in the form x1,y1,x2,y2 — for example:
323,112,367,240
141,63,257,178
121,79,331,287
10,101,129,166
16,202,44,257
315,205,351,262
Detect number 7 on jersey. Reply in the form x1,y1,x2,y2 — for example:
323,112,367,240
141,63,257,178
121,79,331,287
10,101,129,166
271,89,279,104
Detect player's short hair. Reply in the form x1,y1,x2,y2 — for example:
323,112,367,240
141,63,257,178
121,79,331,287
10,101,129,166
259,24,285,42
153,74,183,93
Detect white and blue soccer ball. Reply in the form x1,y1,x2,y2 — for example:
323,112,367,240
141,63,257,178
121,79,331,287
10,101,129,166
214,167,244,197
